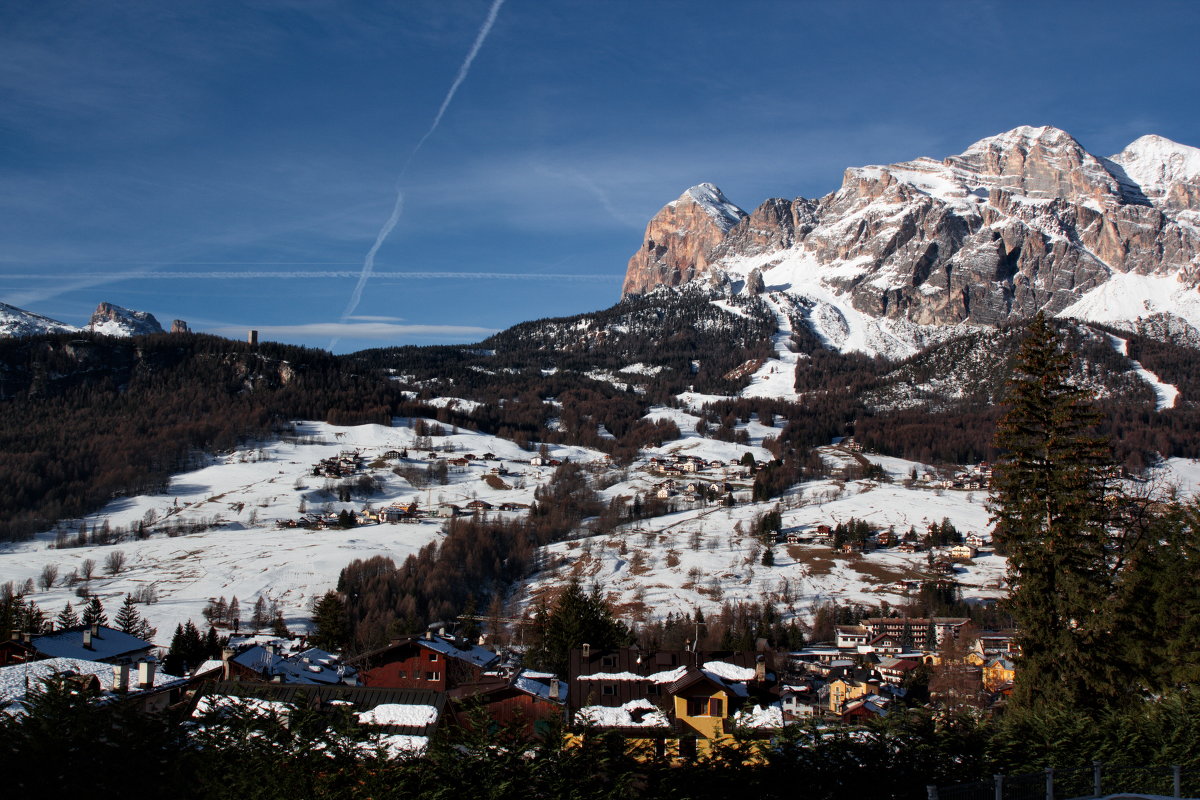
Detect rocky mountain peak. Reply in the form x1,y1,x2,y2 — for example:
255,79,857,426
622,182,748,296
620,126,1200,351
673,183,747,231
1109,134,1200,211
944,125,1124,204
88,302,164,337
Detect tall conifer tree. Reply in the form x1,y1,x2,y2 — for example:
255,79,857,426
991,313,1123,709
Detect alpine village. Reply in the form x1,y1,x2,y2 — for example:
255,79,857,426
6,101,1200,800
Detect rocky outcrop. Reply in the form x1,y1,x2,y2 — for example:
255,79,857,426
621,126,1200,333
621,183,747,296
88,302,164,337
170,319,191,334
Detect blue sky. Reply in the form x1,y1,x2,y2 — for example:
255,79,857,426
2,1,1198,353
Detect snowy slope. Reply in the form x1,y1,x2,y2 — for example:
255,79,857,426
0,302,78,338
518,447,1004,624
0,419,604,643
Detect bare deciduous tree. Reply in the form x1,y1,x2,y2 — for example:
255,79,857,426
105,550,127,576
39,564,59,591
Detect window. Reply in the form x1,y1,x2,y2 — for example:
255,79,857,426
646,683,659,695
601,655,616,667
428,652,439,662
601,684,615,696
426,671,441,681
395,670,406,679
686,696,722,716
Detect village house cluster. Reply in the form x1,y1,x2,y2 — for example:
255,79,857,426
1,615,1020,759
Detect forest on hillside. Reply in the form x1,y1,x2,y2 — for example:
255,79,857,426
5,296,1200,546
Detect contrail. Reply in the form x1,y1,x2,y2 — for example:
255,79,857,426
332,0,506,350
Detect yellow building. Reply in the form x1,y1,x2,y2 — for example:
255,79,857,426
569,664,780,763
982,656,1015,692
826,675,875,713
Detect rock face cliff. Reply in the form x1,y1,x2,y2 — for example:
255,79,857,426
622,183,748,296
622,126,1200,342
88,302,164,337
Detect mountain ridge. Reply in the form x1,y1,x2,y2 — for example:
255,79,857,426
622,126,1200,357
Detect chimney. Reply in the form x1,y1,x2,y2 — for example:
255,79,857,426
222,647,235,681
754,655,767,683
9,631,18,641
91,623,100,637
83,628,93,649
425,630,433,640
22,631,31,643
581,643,590,658
549,677,561,701
248,329,258,346
477,634,488,647
438,627,446,638
137,660,156,689
112,664,130,692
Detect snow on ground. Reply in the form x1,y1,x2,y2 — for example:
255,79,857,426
520,447,1004,624
1146,458,1200,499
1060,272,1200,335
641,406,776,460
1107,334,1180,410
0,420,603,645
739,294,802,402
717,254,973,359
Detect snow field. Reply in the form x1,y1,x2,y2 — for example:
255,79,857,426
519,447,1005,625
0,420,604,644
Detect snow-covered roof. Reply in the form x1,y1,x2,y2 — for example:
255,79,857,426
1,657,182,715
575,665,689,684
701,660,756,682
31,625,155,663
417,635,500,668
733,702,784,730
575,698,671,729
512,670,567,703
356,703,440,727
193,693,294,719
231,644,356,685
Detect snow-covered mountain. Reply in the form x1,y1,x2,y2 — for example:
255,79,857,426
87,302,164,337
622,126,1200,358
0,302,78,337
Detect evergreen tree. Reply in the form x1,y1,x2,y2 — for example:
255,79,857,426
81,595,107,628
164,620,207,675
990,314,1126,709
250,596,269,631
56,602,80,629
114,594,155,641
525,578,631,676
115,594,141,634
205,625,221,659
310,591,350,652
